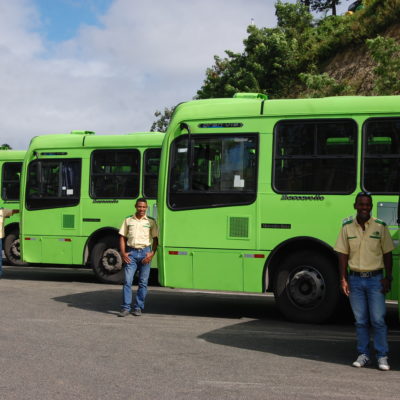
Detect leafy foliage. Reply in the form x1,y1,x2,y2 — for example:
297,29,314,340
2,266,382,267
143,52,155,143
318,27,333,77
367,35,400,94
151,0,400,128
150,107,175,133
0,144,12,150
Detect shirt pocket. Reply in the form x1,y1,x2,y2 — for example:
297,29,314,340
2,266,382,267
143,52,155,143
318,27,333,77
127,222,137,237
348,236,360,252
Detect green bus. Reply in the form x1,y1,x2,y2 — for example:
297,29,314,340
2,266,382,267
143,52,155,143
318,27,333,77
157,93,400,323
20,130,164,283
1,149,26,265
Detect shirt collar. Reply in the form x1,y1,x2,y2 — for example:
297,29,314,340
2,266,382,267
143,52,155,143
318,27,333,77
133,214,148,221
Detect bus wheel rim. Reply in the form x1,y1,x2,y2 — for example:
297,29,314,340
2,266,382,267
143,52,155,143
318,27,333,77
287,266,325,309
101,249,123,272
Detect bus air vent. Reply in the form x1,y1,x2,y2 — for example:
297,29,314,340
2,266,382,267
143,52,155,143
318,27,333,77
228,217,249,239
63,214,75,229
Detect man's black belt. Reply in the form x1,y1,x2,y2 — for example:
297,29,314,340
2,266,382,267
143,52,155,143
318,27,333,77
349,269,383,278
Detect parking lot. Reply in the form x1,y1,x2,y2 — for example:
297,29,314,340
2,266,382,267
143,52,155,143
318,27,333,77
1,264,400,400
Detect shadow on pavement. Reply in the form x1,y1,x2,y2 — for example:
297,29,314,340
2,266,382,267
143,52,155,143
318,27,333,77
198,316,400,369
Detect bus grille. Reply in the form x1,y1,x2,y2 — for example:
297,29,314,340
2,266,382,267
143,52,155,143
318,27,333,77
229,217,249,238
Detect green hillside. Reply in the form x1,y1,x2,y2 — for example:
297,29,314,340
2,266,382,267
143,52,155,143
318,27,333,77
197,0,400,99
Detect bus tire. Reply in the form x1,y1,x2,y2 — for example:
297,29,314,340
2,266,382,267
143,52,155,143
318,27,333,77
4,231,27,266
273,251,339,323
91,236,124,284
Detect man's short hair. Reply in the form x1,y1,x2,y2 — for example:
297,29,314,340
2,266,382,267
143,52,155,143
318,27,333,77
355,191,372,202
135,197,148,206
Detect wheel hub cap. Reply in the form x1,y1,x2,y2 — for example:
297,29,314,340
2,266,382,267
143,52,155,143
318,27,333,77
288,266,325,308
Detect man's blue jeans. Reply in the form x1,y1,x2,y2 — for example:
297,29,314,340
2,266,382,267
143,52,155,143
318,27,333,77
348,273,388,358
121,246,151,311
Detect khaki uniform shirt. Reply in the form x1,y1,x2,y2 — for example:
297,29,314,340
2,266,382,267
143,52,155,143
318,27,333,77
119,215,158,249
334,216,395,272
0,208,13,239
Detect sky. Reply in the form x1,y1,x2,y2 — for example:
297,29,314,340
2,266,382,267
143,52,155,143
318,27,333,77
0,0,352,149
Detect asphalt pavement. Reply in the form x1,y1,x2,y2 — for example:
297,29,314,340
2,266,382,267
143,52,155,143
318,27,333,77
1,264,400,400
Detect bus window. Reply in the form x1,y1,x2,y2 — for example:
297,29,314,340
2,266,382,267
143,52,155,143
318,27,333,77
143,148,161,199
169,134,258,210
1,162,22,201
273,119,357,194
90,150,140,199
363,118,400,194
26,159,81,210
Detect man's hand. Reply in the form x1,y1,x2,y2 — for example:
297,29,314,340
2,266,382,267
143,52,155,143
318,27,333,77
142,251,154,265
381,277,392,294
341,278,350,296
121,252,131,264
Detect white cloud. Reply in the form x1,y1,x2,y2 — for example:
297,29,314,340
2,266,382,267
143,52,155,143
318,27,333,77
0,0,283,149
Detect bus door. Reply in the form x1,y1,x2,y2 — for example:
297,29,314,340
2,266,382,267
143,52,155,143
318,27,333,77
23,158,82,264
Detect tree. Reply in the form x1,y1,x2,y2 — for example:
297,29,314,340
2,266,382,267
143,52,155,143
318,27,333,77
367,35,400,95
299,0,311,12
310,0,342,16
0,144,12,150
150,107,175,132
197,1,314,99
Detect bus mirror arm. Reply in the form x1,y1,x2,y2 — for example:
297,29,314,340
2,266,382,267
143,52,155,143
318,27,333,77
180,122,194,169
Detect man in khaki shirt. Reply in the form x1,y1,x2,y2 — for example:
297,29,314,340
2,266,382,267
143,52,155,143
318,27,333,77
334,192,394,371
118,198,158,317
0,208,19,277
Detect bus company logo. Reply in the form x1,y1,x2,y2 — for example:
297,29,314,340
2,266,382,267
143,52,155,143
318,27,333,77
281,194,325,201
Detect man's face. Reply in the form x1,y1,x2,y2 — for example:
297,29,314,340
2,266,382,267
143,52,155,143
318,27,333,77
135,201,148,218
354,196,372,222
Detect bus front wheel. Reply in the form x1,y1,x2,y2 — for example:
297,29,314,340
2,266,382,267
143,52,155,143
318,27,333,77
273,251,339,323
91,236,124,284
4,231,27,266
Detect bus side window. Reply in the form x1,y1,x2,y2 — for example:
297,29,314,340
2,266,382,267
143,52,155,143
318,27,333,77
273,119,357,194
90,149,140,199
363,118,400,194
1,162,22,201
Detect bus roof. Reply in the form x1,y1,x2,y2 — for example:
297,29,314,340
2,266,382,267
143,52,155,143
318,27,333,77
0,150,26,162
171,95,400,122
27,131,165,151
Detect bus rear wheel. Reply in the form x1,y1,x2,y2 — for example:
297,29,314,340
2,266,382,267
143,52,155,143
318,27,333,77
273,251,339,323
91,236,124,284
4,231,27,266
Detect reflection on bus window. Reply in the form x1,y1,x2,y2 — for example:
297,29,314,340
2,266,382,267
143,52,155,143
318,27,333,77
1,162,22,201
26,159,81,210
169,134,258,210
143,148,161,199
274,120,357,194
90,150,140,199
363,118,400,194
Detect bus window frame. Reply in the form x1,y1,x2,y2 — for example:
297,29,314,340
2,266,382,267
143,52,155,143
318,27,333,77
362,117,400,195
167,132,259,211
272,118,358,195
89,148,141,200
1,161,22,201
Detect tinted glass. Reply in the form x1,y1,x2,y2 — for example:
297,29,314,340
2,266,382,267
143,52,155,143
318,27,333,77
1,162,22,201
90,150,140,199
143,148,161,199
169,134,258,209
274,120,357,194
26,159,81,210
363,118,400,193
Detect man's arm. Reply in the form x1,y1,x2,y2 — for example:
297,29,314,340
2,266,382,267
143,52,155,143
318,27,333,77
119,235,131,264
381,251,393,294
337,252,350,296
